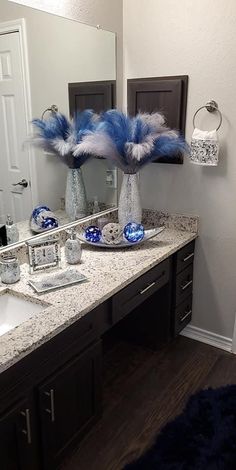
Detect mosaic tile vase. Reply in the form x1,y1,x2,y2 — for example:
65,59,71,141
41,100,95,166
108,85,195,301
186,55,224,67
118,173,142,227
65,168,88,221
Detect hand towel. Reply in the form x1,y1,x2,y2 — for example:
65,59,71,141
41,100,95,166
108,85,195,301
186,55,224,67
190,128,219,166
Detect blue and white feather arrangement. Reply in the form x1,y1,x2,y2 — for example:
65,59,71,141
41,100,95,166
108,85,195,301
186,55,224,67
73,110,189,173
30,110,98,168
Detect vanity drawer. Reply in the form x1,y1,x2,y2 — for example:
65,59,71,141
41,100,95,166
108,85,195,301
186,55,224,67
112,258,170,325
174,295,192,335
176,241,195,274
175,263,193,306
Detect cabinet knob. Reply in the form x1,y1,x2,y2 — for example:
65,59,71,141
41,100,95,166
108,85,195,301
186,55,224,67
181,279,193,291
183,252,194,262
44,389,55,422
180,309,192,323
20,409,32,444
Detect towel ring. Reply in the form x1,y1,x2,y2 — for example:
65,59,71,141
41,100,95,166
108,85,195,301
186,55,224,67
193,100,222,131
41,104,59,120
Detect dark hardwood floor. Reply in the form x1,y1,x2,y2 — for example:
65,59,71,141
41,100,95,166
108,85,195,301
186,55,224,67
61,336,236,470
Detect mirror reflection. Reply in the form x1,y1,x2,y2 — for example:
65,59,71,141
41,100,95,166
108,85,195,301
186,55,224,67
0,0,117,247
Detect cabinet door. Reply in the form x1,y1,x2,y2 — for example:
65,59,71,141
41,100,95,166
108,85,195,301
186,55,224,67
38,341,102,470
0,398,39,470
68,80,116,115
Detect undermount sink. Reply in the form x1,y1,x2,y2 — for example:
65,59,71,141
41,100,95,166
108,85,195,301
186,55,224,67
0,291,46,336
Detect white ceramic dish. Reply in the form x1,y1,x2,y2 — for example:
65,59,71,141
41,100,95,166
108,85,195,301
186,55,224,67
78,226,165,248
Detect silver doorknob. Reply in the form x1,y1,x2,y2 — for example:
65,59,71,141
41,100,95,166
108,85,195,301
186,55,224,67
12,179,28,188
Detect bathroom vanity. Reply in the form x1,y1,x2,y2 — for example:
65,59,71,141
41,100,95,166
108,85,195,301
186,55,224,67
0,220,197,470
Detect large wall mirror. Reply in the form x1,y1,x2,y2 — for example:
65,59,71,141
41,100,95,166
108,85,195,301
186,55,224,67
0,0,118,248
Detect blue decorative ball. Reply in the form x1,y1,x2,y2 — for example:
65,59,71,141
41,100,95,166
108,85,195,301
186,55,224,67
32,205,50,222
41,217,58,230
85,225,102,243
123,222,144,243
30,206,59,233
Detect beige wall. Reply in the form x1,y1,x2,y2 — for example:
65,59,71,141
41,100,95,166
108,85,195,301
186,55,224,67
123,0,236,339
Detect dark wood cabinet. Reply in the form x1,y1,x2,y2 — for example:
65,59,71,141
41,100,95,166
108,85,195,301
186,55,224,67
127,75,188,164
112,258,170,325
171,241,195,336
68,80,116,115
38,341,102,470
0,397,40,470
0,241,195,469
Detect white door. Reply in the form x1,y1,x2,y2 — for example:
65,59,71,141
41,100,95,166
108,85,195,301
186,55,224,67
0,30,32,223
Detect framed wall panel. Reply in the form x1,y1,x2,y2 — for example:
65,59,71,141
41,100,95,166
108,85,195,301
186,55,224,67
127,75,188,164
69,80,116,115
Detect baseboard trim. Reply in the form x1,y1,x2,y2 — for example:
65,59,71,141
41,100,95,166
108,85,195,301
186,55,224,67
180,325,232,353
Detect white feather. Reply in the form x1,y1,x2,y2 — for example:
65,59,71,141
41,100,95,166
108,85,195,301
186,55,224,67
52,138,73,156
138,113,180,139
126,141,154,161
138,112,166,129
73,133,120,161
152,129,179,139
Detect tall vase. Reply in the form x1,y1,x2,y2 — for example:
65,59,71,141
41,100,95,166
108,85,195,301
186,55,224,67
118,172,142,227
65,168,88,221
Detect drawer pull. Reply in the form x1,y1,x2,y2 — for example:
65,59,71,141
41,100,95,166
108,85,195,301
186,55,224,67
183,252,194,262
139,271,166,295
20,409,32,444
44,389,55,422
180,310,192,323
181,279,193,291
140,281,156,295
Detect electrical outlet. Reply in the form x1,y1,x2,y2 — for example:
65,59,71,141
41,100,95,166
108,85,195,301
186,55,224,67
106,169,117,189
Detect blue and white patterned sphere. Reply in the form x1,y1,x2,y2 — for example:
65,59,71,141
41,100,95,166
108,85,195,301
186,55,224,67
30,205,59,233
41,216,58,230
32,205,51,222
85,225,102,243
123,222,144,243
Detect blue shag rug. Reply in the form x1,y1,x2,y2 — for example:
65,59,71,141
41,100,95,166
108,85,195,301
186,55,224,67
124,385,236,470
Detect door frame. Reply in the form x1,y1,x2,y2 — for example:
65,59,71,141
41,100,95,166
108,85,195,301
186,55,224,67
0,18,38,206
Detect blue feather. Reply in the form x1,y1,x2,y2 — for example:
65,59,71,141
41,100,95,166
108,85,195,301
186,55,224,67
131,116,152,144
74,110,97,143
32,113,71,140
99,110,132,162
139,135,189,167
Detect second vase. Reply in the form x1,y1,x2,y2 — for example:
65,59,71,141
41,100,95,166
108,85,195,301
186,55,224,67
118,172,142,227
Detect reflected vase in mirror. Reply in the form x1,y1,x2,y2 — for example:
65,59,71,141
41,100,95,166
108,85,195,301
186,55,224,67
65,168,88,221
30,111,96,222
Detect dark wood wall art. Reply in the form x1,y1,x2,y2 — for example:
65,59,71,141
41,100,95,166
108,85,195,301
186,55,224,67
127,75,188,164
68,80,116,115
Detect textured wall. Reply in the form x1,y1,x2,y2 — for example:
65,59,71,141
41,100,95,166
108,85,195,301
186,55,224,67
9,0,122,31
123,0,236,339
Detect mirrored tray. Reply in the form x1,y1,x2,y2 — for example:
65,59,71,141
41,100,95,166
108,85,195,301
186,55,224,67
28,268,88,293
78,227,165,248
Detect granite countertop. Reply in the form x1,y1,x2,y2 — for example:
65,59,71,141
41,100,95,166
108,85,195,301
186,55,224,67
0,215,198,373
